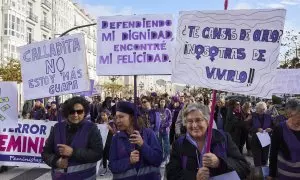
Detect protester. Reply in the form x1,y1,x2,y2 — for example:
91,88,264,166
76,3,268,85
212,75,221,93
157,98,172,164
30,99,46,120
214,98,227,130
109,101,163,180
140,96,160,134
96,109,117,176
41,96,103,179
175,96,192,137
90,97,102,123
268,99,300,180
240,102,253,155
46,101,58,121
250,102,273,167
224,99,242,147
169,96,182,145
166,103,250,179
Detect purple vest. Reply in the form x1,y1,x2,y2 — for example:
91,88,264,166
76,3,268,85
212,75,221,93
52,120,96,180
277,122,300,180
253,113,272,130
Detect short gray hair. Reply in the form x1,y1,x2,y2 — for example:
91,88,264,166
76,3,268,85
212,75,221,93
256,102,267,111
183,103,210,124
286,99,300,113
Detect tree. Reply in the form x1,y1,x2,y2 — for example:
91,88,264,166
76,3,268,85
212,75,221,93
0,58,22,83
102,82,123,97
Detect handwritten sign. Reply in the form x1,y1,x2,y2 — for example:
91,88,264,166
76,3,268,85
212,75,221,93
19,33,90,100
172,9,286,98
97,14,174,75
272,69,300,94
0,82,18,128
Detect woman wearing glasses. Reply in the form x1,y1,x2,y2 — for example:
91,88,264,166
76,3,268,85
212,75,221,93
41,96,103,180
166,103,250,180
109,101,163,180
140,96,160,135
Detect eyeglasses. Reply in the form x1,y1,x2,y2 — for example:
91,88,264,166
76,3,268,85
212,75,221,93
142,101,148,104
70,109,84,115
186,118,206,125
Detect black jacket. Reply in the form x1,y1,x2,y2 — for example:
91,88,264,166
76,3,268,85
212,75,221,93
41,121,103,168
166,129,250,180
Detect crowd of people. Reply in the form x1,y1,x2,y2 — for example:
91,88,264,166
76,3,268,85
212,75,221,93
2,92,299,180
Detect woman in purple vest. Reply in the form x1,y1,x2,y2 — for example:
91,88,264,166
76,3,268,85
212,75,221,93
157,98,172,164
41,96,103,180
250,101,273,167
166,103,250,180
268,99,300,180
109,101,163,180
140,96,160,135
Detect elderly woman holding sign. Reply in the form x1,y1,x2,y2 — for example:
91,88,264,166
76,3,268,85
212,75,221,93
166,103,250,180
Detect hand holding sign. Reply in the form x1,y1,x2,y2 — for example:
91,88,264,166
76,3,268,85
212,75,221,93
202,153,220,168
197,167,210,180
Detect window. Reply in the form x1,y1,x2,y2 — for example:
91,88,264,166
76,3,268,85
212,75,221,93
42,34,47,40
28,2,33,14
43,12,47,22
4,14,8,35
27,27,32,43
3,44,8,51
11,15,16,36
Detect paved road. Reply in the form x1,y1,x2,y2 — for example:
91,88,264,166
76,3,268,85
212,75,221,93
0,156,253,180
0,166,167,180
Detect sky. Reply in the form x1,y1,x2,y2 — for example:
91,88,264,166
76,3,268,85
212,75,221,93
74,0,300,30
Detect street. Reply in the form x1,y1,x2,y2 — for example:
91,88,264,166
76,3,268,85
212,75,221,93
1,156,254,180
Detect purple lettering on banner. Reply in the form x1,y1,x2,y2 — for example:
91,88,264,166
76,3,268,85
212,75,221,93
162,54,169,62
195,45,204,60
239,71,248,83
122,32,128,40
166,20,172,26
206,66,216,79
227,70,236,81
102,21,108,29
209,46,219,61
147,54,153,62
216,69,227,80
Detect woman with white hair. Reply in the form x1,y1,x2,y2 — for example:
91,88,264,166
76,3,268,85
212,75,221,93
267,99,300,180
250,101,274,167
166,103,250,179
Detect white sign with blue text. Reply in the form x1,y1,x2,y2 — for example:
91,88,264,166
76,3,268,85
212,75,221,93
172,9,286,98
19,33,90,100
97,14,174,75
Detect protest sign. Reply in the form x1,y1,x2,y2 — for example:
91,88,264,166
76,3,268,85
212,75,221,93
74,79,95,97
172,9,286,98
0,82,18,128
0,120,109,168
271,69,300,94
19,33,90,100
97,14,174,75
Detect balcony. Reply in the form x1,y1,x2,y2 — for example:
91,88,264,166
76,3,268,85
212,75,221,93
41,0,51,9
27,12,38,23
41,20,51,30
